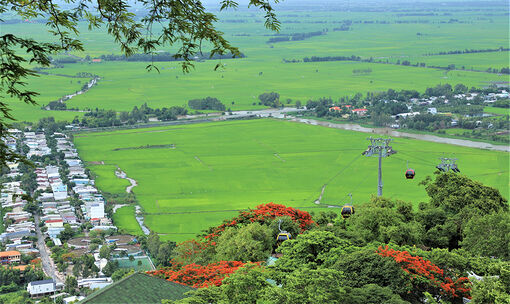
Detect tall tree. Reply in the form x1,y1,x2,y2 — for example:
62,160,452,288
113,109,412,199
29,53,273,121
419,172,508,249
214,222,273,262
461,212,510,260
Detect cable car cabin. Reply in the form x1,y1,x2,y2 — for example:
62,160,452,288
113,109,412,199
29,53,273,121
405,169,415,179
276,232,291,242
341,205,354,219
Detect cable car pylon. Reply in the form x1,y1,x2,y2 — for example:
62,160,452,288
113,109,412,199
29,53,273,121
436,157,460,172
362,137,396,196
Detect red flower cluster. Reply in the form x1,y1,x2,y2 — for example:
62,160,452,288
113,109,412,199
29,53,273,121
148,261,257,288
158,204,316,267
205,203,316,240
377,246,471,299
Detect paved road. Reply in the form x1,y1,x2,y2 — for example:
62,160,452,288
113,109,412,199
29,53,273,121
290,118,510,152
72,107,508,152
34,215,62,283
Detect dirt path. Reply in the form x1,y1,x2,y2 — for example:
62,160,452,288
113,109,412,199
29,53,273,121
88,161,105,165
115,167,138,193
314,185,327,205
290,118,510,152
112,204,128,213
135,206,150,235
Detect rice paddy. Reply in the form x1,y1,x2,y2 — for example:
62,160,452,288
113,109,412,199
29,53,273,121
74,119,509,241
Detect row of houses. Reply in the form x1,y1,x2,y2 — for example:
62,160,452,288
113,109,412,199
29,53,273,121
0,155,38,255
2,129,125,298
25,131,51,158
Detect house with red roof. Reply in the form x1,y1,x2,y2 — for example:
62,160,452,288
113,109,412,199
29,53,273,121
0,250,21,264
45,219,64,228
352,108,368,116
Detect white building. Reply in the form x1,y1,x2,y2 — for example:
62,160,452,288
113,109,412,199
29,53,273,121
63,296,85,304
86,202,105,219
27,279,56,298
427,107,437,115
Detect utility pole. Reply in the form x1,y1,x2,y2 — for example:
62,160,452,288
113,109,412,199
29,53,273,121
362,137,396,196
436,157,460,172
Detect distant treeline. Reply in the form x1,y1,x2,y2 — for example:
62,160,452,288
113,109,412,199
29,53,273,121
113,144,175,151
303,55,363,62
75,103,187,128
188,97,226,111
34,69,97,79
353,68,372,75
98,52,245,62
51,57,81,64
47,103,187,128
425,47,509,56
296,55,509,74
267,31,326,44
332,25,351,31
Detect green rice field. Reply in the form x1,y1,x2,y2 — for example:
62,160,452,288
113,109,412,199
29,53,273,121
90,164,131,194
9,74,87,122
484,106,510,115
37,61,508,113
74,119,509,242
112,206,143,235
4,1,509,122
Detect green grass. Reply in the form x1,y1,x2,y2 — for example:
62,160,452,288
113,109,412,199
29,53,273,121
112,206,143,236
74,119,510,242
89,164,130,194
407,52,510,71
484,106,510,115
36,61,506,113
443,128,476,135
115,256,154,271
8,73,87,122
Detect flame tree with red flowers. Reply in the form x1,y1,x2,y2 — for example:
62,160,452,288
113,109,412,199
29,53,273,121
377,246,471,301
203,203,316,241
169,203,316,264
147,203,316,287
148,261,261,288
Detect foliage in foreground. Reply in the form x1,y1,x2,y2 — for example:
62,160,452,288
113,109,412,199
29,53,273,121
151,173,509,303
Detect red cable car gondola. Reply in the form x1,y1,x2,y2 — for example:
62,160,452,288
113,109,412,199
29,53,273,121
405,168,415,179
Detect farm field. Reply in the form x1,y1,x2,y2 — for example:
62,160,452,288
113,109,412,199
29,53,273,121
112,206,143,236
74,119,509,242
484,106,510,115
3,0,508,122
8,73,87,122
46,61,508,112
89,164,131,194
